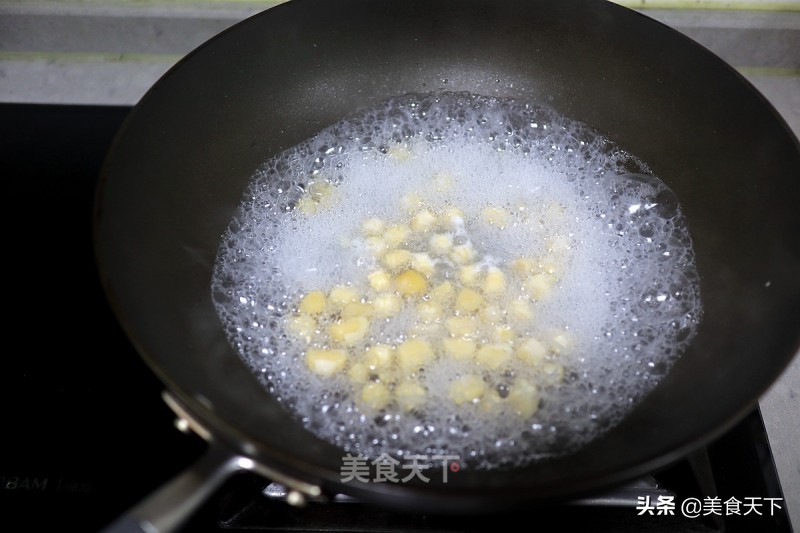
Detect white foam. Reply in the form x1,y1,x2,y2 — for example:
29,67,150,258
211,92,702,469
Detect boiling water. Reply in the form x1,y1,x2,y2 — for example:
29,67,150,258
211,92,702,469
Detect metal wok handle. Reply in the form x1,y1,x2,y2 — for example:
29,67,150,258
101,444,245,533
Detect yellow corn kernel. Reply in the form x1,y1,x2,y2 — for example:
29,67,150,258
383,224,411,248
348,362,370,383
305,348,347,377
445,316,479,338
516,337,547,366
342,302,373,319
430,280,455,304
455,287,485,314
432,171,454,192
287,314,316,343
411,252,437,277
362,217,386,237
401,192,424,213
508,300,534,326
411,210,437,232
524,273,554,300
475,344,512,370
328,316,370,346
510,257,536,276
507,379,540,417
296,195,318,215
481,206,510,228
328,286,360,307
547,235,572,255
441,206,465,230
416,301,442,323
540,361,565,385
365,236,388,258
360,382,392,411
364,344,394,369
493,325,515,343
458,263,482,287
550,331,574,355
387,144,412,160
482,267,507,298
450,243,476,265
395,381,427,412
372,294,402,317
368,270,392,292
539,258,561,277
448,375,486,405
298,290,326,315
478,388,504,414
428,233,454,255
397,339,434,372
393,269,428,297
441,338,476,360
479,304,503,325
382,249,413,271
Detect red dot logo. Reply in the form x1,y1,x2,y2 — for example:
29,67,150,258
449,461,461,473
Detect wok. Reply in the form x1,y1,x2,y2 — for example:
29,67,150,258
95,0,800,530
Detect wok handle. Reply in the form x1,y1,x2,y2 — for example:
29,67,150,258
101,445,244,533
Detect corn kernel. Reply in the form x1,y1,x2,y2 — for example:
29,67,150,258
394,269,428,297
481,206,510,228
550,331,574,355
411,210,437,232
442,338,476,360
507,379,540,417
545,202,566,218
360,382,392,410
539,258,561,277
508,300,534,326
428,233,454,255
368,270,392,292
365,236,388,258
329,316,370,346
397,339,434,372
306,180,334,203
455,288,485,313
547,235,572,255
416,301,442,323
383,224,411,247
364,344,394,369
348,362,369,383
401,192,424,213
382,249,413,271
430,280,455,304
372,294,402,317
450,243,476,265
510,257,536,276
524,273,554,300
540,361,565,385
458,263,482,287
342,302,373,318
298,290,326,315
305,348,347,377
448,375,486,405
445,316,479,338
479,304,503,325
387,144,412,160
362,217,386,237
287,314,316,343
328,286,359,307
411,252,436,277
395,381,427,412
296,195,318,215
441,207,465,230
475,344,512,369
516,338,547,366
493,325,515,343
482,267,506,298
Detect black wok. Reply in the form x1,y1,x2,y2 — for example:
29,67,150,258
95,0,800,530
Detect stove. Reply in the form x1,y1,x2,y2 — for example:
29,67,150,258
1,103,791,533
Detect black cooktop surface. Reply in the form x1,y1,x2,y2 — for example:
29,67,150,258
0,103,790,532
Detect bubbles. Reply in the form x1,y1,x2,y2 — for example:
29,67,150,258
211,91,702,470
